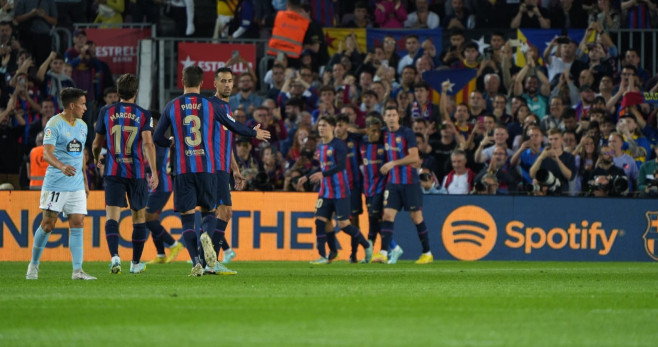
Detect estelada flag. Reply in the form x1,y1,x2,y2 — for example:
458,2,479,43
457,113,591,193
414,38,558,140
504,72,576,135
322,28,367,58
423,69,478,106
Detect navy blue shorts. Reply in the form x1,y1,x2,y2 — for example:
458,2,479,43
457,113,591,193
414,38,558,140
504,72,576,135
365,194,384,217
383,183,423,212
146,191,173,214
173,172,217,212
216,170,232,206
350,186,363,216
315,197,351,221
104,176,148,210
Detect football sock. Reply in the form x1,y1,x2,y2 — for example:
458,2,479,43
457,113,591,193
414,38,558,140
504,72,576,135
416,221,431,253
390,239,398,250
132,223,147,263
146,220,167,254
380,221,394,252
341,225,369,248
31,225,50,265
213,219,228,254
315,219,327,258
367,215,380,243
350,236,359,260
69,228,83,270
105,219,120,257
181,214,199,265
326,231,338,253
201,212,216,237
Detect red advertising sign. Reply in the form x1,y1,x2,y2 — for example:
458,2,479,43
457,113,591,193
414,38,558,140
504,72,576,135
85,28,153,74
177,43,257,90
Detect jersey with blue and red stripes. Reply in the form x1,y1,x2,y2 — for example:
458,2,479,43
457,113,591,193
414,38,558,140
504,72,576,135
148,145,172,193
153,93,256,175
317,138,350,199
340,132,363,190
384,126,419,184
209,96,234,173
360,140,387,197
95,102,152,179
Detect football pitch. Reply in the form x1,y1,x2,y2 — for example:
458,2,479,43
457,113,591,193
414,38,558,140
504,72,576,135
1,261,656,346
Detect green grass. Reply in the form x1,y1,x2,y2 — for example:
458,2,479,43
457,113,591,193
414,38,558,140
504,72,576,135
0,261,657,346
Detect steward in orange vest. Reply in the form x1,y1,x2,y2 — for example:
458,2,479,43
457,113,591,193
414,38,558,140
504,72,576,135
29,132,48,190
267,7,310,58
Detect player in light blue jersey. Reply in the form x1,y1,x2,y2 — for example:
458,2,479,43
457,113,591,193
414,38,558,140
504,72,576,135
26,88,97,280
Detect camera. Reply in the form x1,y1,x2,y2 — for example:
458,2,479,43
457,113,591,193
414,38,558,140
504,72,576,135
301,148,314,160
536,169,562,193
483,47,494,60
419,173,432,182
588,175,629,196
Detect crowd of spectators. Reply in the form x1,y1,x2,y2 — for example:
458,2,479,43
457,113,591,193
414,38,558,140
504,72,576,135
1,0,658,198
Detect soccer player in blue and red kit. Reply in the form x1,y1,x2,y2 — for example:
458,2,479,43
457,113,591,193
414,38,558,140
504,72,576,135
92,74,159,274
297,116,373,264
360,115,404,264
153,66,270,276
144,110,184,265
371,106,433,264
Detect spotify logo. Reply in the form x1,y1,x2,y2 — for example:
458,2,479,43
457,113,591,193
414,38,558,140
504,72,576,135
442,205,497,261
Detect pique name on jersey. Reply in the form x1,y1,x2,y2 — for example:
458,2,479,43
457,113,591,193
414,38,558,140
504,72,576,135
185,149,206,156
181,103,202,110
110,112,140,122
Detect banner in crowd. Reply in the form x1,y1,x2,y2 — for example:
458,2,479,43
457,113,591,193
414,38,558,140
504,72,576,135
366,28,442,58
86,28,153,74
423,69,478,105
515,28,586,67
176,43,257,90
322,28,367,58
1,192,656,262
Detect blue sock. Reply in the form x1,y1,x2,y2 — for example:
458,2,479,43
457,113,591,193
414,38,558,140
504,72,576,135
380,221,394,252
31,226,50,265
213,219,228,254
69,228,83,270
147,220,171,255
201,212,216,237
105,219,120,257
389,239,398,250
315,219,327,258
416,221,430,253
132,223,147,263
181,214,199,264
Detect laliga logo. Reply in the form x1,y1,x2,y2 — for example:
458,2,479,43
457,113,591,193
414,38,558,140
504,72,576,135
442,205,497,261
643,212,658,260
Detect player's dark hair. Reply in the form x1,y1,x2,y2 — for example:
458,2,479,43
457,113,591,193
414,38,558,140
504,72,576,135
182,65,204,87
318,115,336,127
60,88,87,109
103,86,117,98
336,113,350,124
117,74,138,100
215,67,233,78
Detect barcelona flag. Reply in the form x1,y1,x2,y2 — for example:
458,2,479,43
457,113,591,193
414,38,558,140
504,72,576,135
423,69,478,106
322,28,367,58
515,29,586,67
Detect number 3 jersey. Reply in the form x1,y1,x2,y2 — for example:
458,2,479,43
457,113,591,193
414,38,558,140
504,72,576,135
42,114,87,192
95,102,153,178
153,93,256,175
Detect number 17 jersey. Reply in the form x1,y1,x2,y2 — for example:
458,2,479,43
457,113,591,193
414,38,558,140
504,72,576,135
95,102,153,178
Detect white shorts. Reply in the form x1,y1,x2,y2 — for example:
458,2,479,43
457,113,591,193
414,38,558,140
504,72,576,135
39,190,87,216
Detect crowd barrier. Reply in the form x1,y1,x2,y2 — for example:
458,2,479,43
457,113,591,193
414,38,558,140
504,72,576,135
1,191,656,262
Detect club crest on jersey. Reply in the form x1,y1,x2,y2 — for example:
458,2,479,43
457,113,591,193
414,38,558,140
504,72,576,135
326,149,333,156
396,137,402,143
377,148,385,155
643,211,658,260
347,142,354,148
363,158,369,165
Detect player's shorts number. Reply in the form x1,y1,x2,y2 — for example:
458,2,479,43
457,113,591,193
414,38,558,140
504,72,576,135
50,191,60,202
315,198,323,209
384,190,389,201
184,115,202,147
110,125,138,155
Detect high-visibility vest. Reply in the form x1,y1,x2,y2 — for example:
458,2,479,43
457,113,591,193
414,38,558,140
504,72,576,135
29,146,48,190
267,10,310,58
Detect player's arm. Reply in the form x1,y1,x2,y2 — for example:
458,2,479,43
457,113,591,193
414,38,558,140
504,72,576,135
153,112,172,147
322,143,347,177
141,130,159,190
43,143,76,176
214,105,260,138
83,163,90,197
91,133,105,166
380,147,420,175
231,151,245,190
